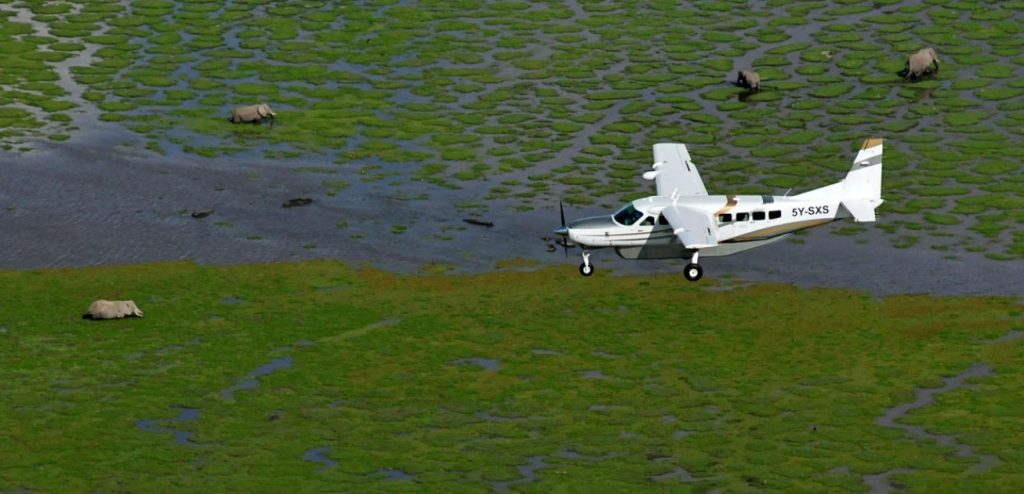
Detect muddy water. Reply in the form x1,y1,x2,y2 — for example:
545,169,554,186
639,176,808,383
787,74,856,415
11,132,1021,298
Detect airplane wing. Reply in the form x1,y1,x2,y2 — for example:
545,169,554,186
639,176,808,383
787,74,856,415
662,205,718,249
644,143,708,198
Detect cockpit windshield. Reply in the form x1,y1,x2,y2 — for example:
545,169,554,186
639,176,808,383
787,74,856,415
613,203,644,226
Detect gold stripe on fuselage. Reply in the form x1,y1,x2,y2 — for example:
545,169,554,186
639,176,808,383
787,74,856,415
713,195,738,216
732,218,833,241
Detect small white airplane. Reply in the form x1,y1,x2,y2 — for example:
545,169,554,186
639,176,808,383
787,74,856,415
553,138,884,281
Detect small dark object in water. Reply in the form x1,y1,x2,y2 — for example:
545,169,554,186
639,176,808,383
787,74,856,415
463,218,493,227
191,209,214,218
283,197,313,208
547,244,556,252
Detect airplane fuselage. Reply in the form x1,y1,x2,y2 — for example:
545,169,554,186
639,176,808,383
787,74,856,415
566,194,844,259
555,139,883,280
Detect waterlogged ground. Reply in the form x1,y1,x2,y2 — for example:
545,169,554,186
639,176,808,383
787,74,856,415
0,0,1023,263
0,262,1022,492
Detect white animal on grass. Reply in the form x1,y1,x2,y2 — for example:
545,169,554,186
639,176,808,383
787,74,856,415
83,300,144,320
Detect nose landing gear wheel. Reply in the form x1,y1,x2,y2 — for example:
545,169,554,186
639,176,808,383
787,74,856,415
684,263,703,282
578,250,593,277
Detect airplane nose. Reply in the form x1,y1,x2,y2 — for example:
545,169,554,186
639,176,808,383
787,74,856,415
553,225,568,236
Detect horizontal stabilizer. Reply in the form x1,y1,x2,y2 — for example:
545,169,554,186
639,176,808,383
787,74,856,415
842,199,882,223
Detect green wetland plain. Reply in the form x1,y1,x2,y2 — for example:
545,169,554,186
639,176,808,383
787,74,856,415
1,262,1022,492
0,0,1023,259
2,0,1024,492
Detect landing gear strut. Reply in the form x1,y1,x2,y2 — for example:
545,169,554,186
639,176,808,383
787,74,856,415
684,250,703,282
579,250,594,277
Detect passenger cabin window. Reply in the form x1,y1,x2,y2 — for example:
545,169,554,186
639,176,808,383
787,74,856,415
657,215,669,226
639,216,654,226
753,211,765,220
719,213,732,223
769,210,781,219
735,212,749,221
613,204,644,226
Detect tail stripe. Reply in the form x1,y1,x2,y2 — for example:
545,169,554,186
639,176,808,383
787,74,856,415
860,138,883,150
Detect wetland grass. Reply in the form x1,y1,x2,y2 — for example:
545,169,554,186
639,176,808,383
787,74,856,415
0,261,1021,492
2,1,1024,259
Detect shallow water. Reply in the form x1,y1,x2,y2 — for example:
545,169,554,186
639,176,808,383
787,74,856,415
452,357,500,372
3,2,1024,298
491,456,549,493
649,466,699,482
302,446,336,472
863,468,913,494
875,363,999,475
136,407,201,446
220,356,294,401
371,468,415,481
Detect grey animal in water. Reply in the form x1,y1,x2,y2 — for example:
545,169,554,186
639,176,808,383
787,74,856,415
229,103,276,123
83,300,143,320
900,48,940,80
736,69,760,91
283,197,313,208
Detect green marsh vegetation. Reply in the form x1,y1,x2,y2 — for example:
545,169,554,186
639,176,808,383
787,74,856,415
1,261,1022,491
1,1,1023,257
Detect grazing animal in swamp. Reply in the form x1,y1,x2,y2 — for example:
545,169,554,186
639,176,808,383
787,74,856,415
736,69,760,91
229,103,276,123
900,48,940,80
83,300,143,320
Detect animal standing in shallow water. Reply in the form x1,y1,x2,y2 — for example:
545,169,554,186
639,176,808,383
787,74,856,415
736,69,760,91
83,300,144,320
229,103,276,123
900,48,940,80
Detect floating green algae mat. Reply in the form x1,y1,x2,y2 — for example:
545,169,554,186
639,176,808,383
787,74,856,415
1,261,1022,492
2,1,1024,258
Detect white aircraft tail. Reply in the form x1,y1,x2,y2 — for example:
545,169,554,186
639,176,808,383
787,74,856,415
796,137,884,222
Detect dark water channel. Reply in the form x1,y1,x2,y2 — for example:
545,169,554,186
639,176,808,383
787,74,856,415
136,407,201,446
302,446,337,473
865,350,1010,492
220,356,294,401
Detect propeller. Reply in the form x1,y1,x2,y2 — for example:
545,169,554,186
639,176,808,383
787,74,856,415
553,200,573,257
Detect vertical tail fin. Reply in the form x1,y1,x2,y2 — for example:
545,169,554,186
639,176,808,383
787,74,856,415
793,137,884,222
846,138,883,201
841,138,884,222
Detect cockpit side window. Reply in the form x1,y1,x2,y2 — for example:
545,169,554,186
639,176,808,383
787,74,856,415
613,204,644,226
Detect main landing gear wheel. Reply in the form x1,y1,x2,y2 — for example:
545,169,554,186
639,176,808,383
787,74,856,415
684,263,703,282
